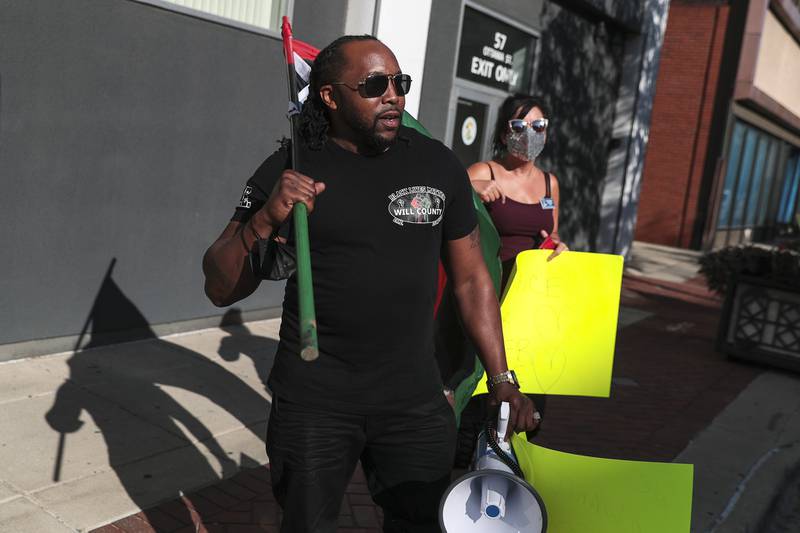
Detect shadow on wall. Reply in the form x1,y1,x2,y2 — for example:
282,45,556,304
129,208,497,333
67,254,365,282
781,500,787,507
44,259,278,528
534,1,626,251
616,2,667,258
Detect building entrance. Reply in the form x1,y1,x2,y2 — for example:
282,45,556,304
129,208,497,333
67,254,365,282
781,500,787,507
446,3,540,168
448,84,506,167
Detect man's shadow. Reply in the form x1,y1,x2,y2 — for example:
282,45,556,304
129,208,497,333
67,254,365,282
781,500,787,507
44,259,278,528
218,308,276,395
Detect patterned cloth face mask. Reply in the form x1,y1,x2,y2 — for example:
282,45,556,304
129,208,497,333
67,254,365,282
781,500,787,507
506,118,548,161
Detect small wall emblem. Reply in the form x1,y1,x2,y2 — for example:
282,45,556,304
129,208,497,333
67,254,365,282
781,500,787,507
461,116,478,146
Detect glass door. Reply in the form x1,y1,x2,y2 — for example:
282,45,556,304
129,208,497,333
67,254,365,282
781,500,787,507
447,83,506,168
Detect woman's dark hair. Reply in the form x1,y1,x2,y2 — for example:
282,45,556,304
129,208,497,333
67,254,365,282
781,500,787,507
298,34,379,150
491,94,549,158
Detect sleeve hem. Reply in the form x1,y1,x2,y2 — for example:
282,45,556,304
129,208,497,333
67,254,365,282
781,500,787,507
444,221,478,242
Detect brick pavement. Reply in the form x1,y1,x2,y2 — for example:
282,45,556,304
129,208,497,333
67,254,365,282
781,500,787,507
532,275,760,461
91,462,382,533
93,274,762,532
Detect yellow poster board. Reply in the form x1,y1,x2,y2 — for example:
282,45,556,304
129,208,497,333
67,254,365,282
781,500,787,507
511,434,693,533
474,250,623,397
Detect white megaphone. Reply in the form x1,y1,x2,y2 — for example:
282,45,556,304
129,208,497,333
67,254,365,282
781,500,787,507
440,402,547,532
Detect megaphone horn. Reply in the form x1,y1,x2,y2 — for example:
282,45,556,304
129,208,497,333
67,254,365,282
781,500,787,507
440,402,547,532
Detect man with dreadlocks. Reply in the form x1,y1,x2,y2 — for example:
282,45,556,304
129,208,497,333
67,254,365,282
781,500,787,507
203,35,538,532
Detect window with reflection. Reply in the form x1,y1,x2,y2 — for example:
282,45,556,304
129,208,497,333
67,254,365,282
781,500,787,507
149,0,288,32
716,119,800,246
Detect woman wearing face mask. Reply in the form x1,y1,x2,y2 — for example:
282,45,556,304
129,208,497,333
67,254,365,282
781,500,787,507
468,94,569,291
449,96,566,455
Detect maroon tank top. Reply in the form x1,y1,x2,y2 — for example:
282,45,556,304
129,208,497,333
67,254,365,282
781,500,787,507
484,163,555,262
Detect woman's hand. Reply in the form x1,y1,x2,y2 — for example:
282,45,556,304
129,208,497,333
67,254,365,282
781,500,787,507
471,180,506,204
540,230,569,261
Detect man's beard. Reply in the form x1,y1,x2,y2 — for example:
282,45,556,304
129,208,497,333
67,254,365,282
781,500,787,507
342,106,398,153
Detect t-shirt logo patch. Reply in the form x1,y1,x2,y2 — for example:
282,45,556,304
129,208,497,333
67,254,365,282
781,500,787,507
239,185,253,209
387,186,445,226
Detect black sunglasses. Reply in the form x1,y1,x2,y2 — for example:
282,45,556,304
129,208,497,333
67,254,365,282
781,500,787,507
509,118,549,133
332,73,412,98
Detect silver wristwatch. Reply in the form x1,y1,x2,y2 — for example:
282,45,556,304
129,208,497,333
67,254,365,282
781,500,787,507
487,370,520,389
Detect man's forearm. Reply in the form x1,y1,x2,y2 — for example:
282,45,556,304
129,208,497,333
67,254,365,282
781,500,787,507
451,271,509,378
203,212,275,306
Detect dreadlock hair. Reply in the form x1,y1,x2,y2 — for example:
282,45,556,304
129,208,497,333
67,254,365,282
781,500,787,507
491,94,549,158
298,34,380,150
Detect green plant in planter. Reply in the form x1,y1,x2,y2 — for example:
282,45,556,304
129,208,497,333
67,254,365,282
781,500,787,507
699,245,800,294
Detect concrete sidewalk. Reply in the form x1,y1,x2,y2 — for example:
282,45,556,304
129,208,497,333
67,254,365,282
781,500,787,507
2,242,799,532
0,319,281,532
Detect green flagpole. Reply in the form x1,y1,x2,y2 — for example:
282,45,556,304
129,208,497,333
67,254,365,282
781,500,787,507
292,202,318,361
282,17,318,361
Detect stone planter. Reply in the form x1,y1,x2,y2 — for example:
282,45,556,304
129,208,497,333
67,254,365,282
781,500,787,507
718,275,800,371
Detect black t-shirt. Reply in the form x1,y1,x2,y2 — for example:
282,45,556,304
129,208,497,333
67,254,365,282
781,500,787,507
231,126,477,413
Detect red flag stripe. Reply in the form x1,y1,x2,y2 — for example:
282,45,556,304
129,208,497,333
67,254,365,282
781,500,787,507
281,16,294,65
434,262,447,317
293,39,319,61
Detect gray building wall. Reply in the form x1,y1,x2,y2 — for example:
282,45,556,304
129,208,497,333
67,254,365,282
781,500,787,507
417,0,463,140
0,0,303,358
293,0,348,48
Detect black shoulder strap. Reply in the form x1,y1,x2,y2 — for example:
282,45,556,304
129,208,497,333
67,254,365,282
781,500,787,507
544,172,552,198
486,162,496,181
